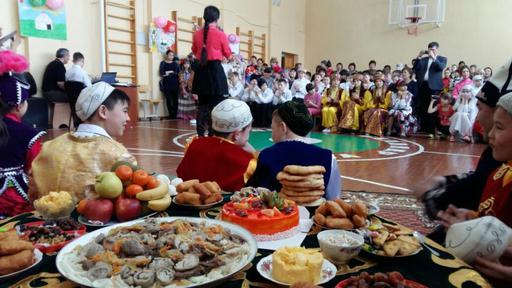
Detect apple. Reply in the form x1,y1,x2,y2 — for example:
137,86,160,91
84,198,113,223
96,172,123,199
115,195,142,222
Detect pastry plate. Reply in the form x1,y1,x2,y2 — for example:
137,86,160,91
256,254,337,286
78,211,157,227
0,248,43,279
56,217,258,288
172,197,223,210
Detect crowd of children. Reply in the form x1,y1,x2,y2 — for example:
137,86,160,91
204,55,488,142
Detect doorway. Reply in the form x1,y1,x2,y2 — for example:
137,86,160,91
281,52,298,69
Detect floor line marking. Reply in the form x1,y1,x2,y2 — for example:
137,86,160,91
423,151,481,158
339,137,424,162
127,147,184,154
341,175,412,192
172,132,197,148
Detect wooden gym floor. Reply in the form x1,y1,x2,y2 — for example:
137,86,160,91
44,120,486,233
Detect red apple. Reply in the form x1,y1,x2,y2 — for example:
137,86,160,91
115,195,142,222
84,198,114,223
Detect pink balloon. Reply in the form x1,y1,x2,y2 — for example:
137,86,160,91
46,0,64,10
227,34,237,44
154,16,167,29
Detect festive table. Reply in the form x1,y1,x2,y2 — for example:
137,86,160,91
2,199,491,288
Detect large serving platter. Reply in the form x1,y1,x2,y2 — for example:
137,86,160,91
56,217,258,288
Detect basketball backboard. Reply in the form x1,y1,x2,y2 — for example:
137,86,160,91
388,0,446,28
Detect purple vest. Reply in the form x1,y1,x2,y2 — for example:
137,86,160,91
0,117,45,201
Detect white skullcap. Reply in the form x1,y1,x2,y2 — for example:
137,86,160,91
497,93,512,116
75,82,115,121
472,74,483,81
212,99,253,133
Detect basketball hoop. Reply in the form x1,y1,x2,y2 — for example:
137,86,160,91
405,16,422,36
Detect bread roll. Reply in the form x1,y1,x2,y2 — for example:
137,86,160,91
326,201,346,218
325,217,354,230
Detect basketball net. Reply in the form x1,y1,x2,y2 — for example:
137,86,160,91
405,17,421,36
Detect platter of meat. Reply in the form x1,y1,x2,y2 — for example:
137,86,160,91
56,217,257,287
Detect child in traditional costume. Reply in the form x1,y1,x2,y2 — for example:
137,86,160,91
0,50,45,216
338,77,368,132
177,99,256,191
363,75,392,136
449,84,478,142
304,83,322,117
247,101,341,200
177,59,196,121
29,82,136,201
387,80,416,137
321,77,341,132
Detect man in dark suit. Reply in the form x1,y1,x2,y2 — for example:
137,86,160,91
412,41,447,135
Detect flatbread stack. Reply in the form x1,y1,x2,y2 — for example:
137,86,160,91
0,231,35,275
277,165,326,204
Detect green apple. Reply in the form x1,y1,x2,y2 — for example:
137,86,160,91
95,172,123,199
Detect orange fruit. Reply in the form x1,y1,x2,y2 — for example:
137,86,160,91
115,165,133,181
132,170,149,186
125,184,144,197
76,199,88,214
145,176,159,189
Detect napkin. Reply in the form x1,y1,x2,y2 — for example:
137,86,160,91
257,206,313,250
445,216,512,262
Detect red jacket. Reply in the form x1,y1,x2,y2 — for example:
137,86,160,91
192,25,231,61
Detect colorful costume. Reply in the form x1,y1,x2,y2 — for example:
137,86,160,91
177,69,196,120
29,125,135,201
177,136,256,191
478,162,512,227
363,89,391,136
304,91,322,116
338,87,368,131
0,51,44,216
449,96,478,138
388,91,416,136
321,87,340,128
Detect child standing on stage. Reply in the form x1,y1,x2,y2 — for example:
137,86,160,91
0,50,45,216
177,59,196,121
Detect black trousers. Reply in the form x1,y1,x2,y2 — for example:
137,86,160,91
165,88,179,119
417,82,439,134
196,95,224,137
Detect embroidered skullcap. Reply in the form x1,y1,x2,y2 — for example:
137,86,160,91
75,81,115,121
0,50,30,106
497,93,512,116
212,99,253,133
277,100,313,136
477,58,512,107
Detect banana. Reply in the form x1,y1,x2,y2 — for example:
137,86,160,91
147,194,172,211
136,182,169,201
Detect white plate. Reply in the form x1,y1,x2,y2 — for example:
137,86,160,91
77,211,158,227
256,254,337,286
172,197,223,210
0,248,43,279
56,217,258,288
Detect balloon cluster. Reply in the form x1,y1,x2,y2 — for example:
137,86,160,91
153,16,176,33
30,0,64,10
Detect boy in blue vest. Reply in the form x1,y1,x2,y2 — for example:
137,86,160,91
247,101,341,199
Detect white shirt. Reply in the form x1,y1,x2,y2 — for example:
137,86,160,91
291,78,309,99
66,64,92,87
255,88,274,104
424,58,434,81
273,89,293,105
228,81,244,99
73,123,111,139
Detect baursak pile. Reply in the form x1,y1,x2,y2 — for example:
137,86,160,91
277,165,326,204
0,231,35,275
